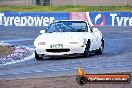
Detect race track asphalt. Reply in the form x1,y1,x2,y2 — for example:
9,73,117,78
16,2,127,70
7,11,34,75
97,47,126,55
0,26,132,80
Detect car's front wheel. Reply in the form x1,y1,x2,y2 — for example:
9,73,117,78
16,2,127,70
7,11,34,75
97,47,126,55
83,41,90,57
35,51,43,60
96,38,104,55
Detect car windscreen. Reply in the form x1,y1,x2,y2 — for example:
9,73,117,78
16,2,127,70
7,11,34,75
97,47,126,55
46,21,88,33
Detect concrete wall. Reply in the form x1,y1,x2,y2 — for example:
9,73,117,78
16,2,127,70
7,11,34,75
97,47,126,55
0,0,132,6
51,0,72,6
51,0,132,6
0,0,33,6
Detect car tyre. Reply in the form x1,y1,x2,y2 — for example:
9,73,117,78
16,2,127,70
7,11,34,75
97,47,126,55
83,41,90,57
96,38,104,55
35,51,43,60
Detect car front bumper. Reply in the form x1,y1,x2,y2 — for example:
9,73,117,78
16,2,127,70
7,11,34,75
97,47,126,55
35,45,85,56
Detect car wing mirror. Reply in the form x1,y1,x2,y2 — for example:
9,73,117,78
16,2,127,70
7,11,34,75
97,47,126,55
40,30,46,34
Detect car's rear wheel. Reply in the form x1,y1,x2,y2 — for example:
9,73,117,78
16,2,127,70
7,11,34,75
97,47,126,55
83,41,90,57
35,51,43,60
96,38,104,55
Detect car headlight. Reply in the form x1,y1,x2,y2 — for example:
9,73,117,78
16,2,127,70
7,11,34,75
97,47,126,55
38,42,46,45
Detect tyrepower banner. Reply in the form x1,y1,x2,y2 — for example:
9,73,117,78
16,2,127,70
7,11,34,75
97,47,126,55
0,12,70,27
70,12,132,26
0,12,131,27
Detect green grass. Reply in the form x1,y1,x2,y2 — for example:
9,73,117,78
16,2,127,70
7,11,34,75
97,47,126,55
0,45,4,49
0,6,132,12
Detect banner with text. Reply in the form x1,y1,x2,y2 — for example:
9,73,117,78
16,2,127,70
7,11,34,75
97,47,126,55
70,12,132,26
0,12,131,27
0,12,70,27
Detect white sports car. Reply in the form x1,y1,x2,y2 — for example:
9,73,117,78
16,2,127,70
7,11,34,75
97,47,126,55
34,20,104,60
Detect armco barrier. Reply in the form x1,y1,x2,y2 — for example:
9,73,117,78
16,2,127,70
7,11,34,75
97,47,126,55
0,12,131,27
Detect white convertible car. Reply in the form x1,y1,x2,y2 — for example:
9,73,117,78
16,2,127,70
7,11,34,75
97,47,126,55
34,20,104,60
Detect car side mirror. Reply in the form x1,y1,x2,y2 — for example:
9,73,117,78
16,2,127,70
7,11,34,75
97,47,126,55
92,28,99,33
40,30,45,34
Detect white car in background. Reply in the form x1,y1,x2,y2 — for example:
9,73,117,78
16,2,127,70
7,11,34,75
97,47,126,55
34,20,104,60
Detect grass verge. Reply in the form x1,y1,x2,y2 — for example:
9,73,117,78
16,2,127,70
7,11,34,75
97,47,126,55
0,45,15,58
